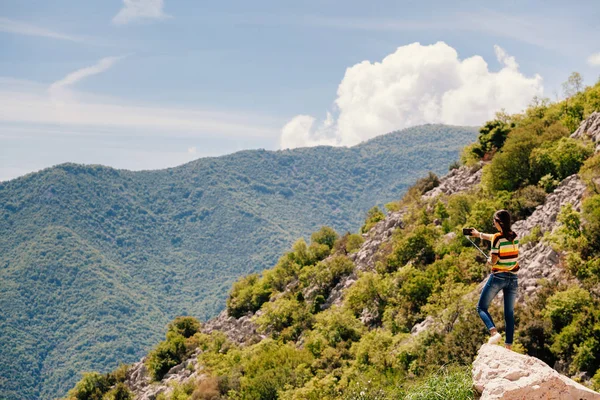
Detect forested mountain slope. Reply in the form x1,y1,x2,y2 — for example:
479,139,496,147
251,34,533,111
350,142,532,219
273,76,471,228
0,125,478,400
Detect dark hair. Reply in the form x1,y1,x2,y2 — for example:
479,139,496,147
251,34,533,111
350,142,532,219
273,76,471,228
494,209,517,242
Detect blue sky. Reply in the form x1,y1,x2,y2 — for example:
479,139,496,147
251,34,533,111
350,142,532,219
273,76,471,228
1,0,599,181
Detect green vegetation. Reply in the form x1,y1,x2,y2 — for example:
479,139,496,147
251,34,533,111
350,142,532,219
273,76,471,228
114,76,599,399
64,366,132,400
0,125,479,399
146,317,202,380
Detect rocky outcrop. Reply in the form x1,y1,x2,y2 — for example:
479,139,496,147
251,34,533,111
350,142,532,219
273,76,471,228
511,174,587,300
350,209,406,272
421,162,484,201
473,344,600,399
512,174,587,237
571,111,600,152
126,349,204,400
201,309,262,345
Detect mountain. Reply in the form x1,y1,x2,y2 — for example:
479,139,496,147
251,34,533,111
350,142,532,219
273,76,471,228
61,83,600,400
0,124,479,400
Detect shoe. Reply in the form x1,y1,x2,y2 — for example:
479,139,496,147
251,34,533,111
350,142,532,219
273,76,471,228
488,332,502,345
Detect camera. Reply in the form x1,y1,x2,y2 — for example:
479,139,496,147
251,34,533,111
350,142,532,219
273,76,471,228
462,227,473,236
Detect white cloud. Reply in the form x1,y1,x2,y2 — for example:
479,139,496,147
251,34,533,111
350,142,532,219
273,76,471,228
0,17,82,42
49,56,122,91
493,45,518,70
280,42,543,149
112,0,169,25
588,52,600,67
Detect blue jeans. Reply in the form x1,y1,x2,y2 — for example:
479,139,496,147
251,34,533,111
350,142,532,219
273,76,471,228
476,272,518,345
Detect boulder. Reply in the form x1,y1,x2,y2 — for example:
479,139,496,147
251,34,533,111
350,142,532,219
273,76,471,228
473,344,600,399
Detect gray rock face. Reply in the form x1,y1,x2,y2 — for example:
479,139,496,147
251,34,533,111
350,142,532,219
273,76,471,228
511,174,587,300
201,309,262,345
512,174,587,238
351,209,406,272
571,111,600,152
421,162,484,201
125,349,203,400
473,344,600,399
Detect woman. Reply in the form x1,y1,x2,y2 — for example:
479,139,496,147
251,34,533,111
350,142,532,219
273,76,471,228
470,209,519,350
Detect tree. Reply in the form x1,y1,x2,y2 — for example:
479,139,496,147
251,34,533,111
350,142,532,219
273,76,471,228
562,72,584,98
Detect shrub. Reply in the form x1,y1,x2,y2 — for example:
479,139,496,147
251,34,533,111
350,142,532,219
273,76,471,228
583,194,600,254
300,255,354,300
146,331,187,381
66,372,112,400
543,287,591,332
477,119,513,155
508,185,547,219
168,316,201,338
580,153,600,194
312,307,364,348
481,126,540,192
191,377,221,400
351,329,397,372
361,207,385,233
446,194,472,229
332,233,365,254
227,274,272,318
386,226,438,270
345,273,393,327
459,143,482,166
102,383,132,400
254,296,313,341
538,174,560,193
311,226,338,250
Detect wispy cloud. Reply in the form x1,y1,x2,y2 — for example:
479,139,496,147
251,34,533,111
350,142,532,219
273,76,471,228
229,10,596,55
0,78,281,139
588,52,600,67
49,56,123,91
0,17,82,42
112,0,170,25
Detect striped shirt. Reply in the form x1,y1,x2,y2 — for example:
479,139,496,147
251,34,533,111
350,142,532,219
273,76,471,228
490,232,519,273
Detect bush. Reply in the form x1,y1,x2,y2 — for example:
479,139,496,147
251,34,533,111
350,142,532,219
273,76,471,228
311,226,338,250
583,194,600,254
66,372,112,400
227,274,272,318
300,255,354,300
191,376,221,400
361,206,385,233
345,273,393,327
168,316,201,338
102,383,132,400
386,226,438,270
477,119,513,155
333,233,365,255
580,153,600,194
146,331,187,381
543,287,591,332
311,307,364,348
254,296,313,341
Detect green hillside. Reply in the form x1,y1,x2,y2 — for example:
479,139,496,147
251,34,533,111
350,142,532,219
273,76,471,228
0,125,478,400
62,78,600,400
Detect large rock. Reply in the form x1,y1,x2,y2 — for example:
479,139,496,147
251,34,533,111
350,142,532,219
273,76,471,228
473,344,600,399
571,111,600,152
421,162,484,201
